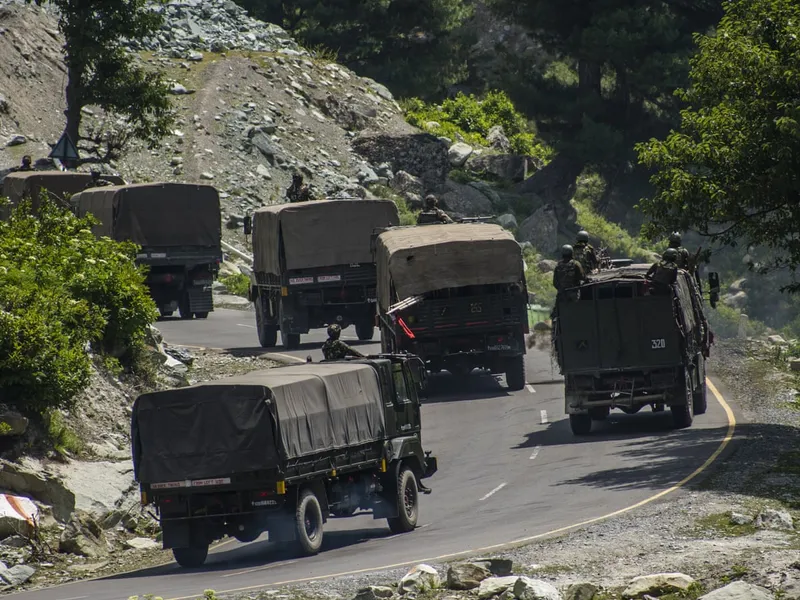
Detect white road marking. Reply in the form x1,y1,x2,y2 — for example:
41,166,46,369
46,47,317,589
526,385,536,393
480,483,507,501
222,559,299,578
236,323,256,329
58,596,88,600
540,409,548,424
529,445,541,460
384,523,431,541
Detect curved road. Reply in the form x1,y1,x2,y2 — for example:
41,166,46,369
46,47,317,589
10,308,736,600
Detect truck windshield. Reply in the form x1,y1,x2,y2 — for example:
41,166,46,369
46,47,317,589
392,364,410,404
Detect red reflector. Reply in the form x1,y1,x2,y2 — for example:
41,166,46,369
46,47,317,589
164,274,173,283
162,498,172,503
258,491,272,497
398,317,416,339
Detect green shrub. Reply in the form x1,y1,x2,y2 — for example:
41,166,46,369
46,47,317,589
369,185,419,226
0,197,158,414
402,91,554,164
220,273,249,297
523,247,556,308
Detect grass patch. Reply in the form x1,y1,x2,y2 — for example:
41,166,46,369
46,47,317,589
45,410,84,456
524,247,556,308
370,185,418,226
220,273,250,298
694,513,757,538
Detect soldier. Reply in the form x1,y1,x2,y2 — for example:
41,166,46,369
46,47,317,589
286,173,311,203
668,232,691,271
322,323,365,360
416,195,453,225
552,244,586,302
16,155,33,172
646,247,679,286
573,230,599,273
83,170,111,189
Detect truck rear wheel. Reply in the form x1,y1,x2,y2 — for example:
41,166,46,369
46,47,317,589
255,300,278,348
172,544,208,568
283,332,301,350
671,370,694,429
588,406,610,421
179,293,193,320
693,361,708,415
295,489,324,555
356,321,375,341
569,414,592,435
195,312,209,319
388,466,419,534
505,355,526,391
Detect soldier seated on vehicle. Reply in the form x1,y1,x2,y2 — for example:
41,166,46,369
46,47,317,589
416,195,453,225
286,173,312,203
573,230,599,274
322,324,365,360
16,155,34,172
646,247,680,288
83,170,112,189
550,245,586,320
668,232,691,271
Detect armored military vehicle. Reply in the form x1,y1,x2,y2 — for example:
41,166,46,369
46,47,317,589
244,199,400,350
553,264,717,435
72,183,222,319
1,171,124,218
374,223,529,390
132,356,437,567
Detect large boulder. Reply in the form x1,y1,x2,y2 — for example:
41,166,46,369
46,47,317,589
477,576,520,599
0,409,28,437
353,586,394,600
59,514,108,558
448,142,474,167
399,564,441,594
466,154,531,183
472,558,514,577
755,508,794,530
0,564,35,587
622,573,696,598
440,180,493,216
390,170,425,198
352,132,450,188
52,460,137,522
565,583,598,600
518,205,559,254
487,126,511,152
496,214,518,230
513,577,562,600
447,562,492,590
0,459,74,523
699,581,772,600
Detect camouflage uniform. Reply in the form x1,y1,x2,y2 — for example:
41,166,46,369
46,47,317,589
286,183,311,203
322,338,364,360
16,156,33,172
552,258,585,302
573,241,599,273
671,245,691,271
417,208,452,225
84,173,112,190
646,259,678,286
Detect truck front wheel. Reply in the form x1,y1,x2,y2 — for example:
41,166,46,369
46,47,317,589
295,489,324,555
569,414,592,435
356,321,375,341
172,544,208,568
505,355,526,391
387,466,419,534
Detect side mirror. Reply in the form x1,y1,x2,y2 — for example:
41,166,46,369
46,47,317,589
708,272,720,308
243,215,252,236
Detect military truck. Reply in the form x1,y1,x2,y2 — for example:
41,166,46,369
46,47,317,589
1,171,125,218
244,199,400,350
131,356,437,567
553,264,717,435
374,223,529,390
72,183,222,319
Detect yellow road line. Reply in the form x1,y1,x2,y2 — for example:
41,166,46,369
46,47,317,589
166,377,737,600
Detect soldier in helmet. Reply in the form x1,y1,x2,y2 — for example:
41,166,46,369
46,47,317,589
16,155,33,172
416,195,453,225
573,230,599,274
646,247,680,286
668,232,691,271
83,170,111,189
321,323,365,360
286,173,311,203
552,244,586,302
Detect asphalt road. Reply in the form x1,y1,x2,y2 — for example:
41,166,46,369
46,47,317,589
10,308,736,600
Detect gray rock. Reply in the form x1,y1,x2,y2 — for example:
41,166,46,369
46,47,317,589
537,259,558,273
514,577,562,600
0,564,35,587
51,460,136,522
446,562,492,590
125,537,160,551
466,154,530,183
250,133,285,166
0,95,8,114
256,164,272,180
200,172,215,180
622,573,695,598
0,459,75,523
365,79,395,102
375,162,394,179
441,180,493,216
59,514,107,558
722,291,747,310
188,50,204,61
755,507,794,530
169,83,194,95
699,581,772,600
353,586,394,600
357,166,379,186
6,135,27,147
352,132,449,188
399,564,440,594
390,170,425,197
477,576,519,599
497,213,518,230
1,535,28,548
565,582,598,600
486,125,511,152
164,346,194,366
473,558,514,577
768,334,788,345
729,512,753,526
728,278,747,293
518,205,559,254
0,410,28,436
448,142,473,167
468,181,502,207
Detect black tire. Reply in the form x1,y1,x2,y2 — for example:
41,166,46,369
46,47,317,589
387,466,419,534
172,545,208,568
178,294,192,320
233,528,261,543
159,309,174,318
569,414,592,435
283,332,301,350
295,489,324,555
505,355,526,391
588,406,610,421
255,300,278,348
355,321,375,341
693,363,708,415
671,370,694,429
195,312,209,319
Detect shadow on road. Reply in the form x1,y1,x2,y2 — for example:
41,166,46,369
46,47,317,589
103,526,393,581
422,370,511,403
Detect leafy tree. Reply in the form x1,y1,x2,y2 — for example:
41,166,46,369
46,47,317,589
27,0,174,165
636,0,800,290
234,0,474,99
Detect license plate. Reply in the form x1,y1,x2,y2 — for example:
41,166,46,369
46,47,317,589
150,477,231,490
150,252,167,258
289,277,314,285
317,275,341,283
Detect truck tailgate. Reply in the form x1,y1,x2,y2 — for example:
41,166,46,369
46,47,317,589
559,295,681,372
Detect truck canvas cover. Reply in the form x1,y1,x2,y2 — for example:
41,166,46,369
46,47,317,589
557,265,702,372
376,223,523,309
131,362,386,484
72,183,221,247
1,172,125,217
252,199,400,274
